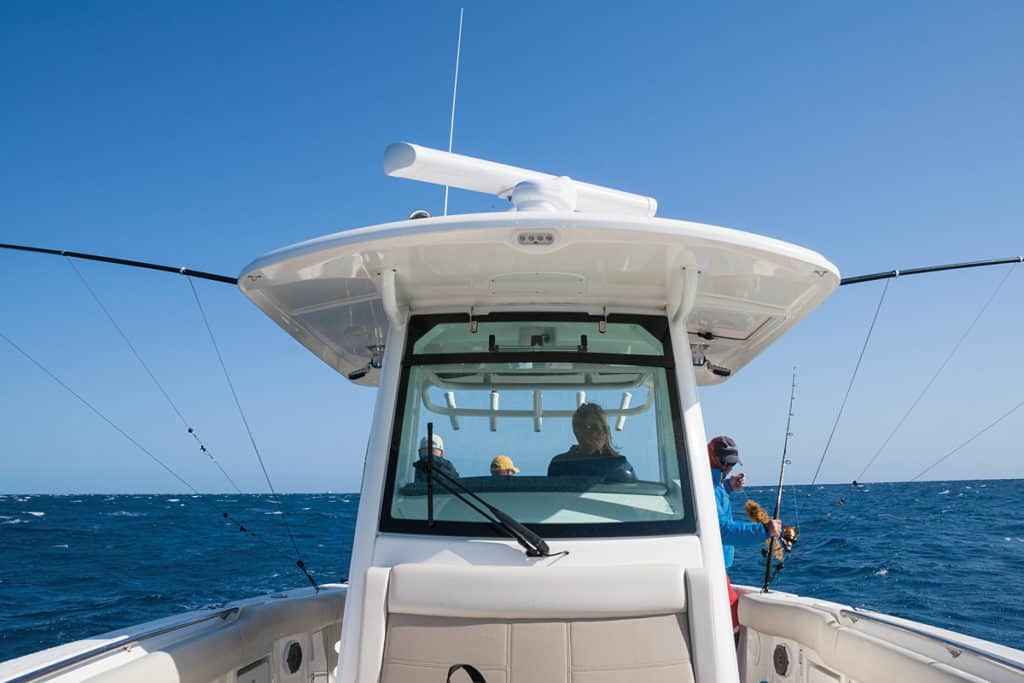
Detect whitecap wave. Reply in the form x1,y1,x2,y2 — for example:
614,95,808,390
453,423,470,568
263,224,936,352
938,489,951,495
166,498,180,503
51,544,69,548
26,511,45,517
874,568,889,577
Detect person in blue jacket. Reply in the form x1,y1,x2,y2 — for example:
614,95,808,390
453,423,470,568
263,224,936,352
708,435,780,636
413,433,461,484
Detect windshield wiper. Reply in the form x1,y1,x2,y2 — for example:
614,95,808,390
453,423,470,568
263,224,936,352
429,467,556,557
419,425,559,558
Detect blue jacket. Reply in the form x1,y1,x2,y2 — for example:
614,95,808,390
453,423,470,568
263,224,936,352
547,447,637,482
713,468,767,568
414,456,461,484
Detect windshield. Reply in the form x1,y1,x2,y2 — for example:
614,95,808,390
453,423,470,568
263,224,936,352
379,315,695,538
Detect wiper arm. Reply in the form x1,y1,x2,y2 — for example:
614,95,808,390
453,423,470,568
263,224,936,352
425,464,558,558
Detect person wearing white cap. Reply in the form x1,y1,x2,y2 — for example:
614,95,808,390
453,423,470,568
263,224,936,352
414,433,461,483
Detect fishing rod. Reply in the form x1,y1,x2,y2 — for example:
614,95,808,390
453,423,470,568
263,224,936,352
0,243,238,285
763,367,796,593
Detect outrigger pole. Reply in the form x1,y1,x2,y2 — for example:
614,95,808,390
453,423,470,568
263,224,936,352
840,255,1023,286
763,367,797,593
0,243,238,285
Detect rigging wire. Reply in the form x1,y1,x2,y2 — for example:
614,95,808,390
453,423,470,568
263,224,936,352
0,330,305,569
64,257,244,494
186,278,318,591
808,279,891,487
855,263,1018,482
911,397,1024,482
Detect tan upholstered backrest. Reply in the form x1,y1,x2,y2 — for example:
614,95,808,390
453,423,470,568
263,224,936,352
379,564,695,683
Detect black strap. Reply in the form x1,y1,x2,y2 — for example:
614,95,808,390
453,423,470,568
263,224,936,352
447,663,487,683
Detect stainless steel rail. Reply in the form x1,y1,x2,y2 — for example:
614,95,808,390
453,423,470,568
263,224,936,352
839,608,1024,675
7,607,241,683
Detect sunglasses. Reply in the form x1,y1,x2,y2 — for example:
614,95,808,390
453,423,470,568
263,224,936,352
577,422,605,433
719,456,740,468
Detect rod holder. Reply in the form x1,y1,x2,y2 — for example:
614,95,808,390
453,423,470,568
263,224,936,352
444,392,459,431
615,392,633,431
533,390,542,433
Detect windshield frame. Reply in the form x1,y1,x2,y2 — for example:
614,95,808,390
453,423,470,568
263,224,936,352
378,312,696,539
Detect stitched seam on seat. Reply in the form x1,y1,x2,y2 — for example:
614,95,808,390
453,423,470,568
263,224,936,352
566,621,573,683
506,622,512,683
571,661,690,673
386,663,508,674
388,655,506,667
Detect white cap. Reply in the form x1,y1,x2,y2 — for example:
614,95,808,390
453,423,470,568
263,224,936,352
418,434,444,452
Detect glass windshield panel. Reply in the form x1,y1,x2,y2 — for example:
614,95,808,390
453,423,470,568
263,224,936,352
412,320,664,356
386,318,689,533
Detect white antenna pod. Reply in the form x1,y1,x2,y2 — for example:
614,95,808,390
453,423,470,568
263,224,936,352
384,142,658,217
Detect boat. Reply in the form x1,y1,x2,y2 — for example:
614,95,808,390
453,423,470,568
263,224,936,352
2,142,1022,683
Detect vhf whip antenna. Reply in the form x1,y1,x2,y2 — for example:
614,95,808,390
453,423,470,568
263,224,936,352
442,8,464,216
763,367,796,593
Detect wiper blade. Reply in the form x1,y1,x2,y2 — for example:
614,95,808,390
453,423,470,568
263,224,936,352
424,465,557,558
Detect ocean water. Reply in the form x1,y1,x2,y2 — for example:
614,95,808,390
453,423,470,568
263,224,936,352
1,480,1022,662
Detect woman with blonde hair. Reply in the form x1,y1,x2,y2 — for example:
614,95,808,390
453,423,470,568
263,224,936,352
547,403,636,482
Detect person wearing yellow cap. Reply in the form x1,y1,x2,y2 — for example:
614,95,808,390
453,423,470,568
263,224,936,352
490,454,519,477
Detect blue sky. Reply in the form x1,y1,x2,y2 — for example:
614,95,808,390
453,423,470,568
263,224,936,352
2,2,1021,493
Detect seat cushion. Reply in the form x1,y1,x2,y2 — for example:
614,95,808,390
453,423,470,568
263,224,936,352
380,563,693,683
381,613,694,683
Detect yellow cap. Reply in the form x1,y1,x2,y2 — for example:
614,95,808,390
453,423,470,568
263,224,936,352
490,454,519,473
